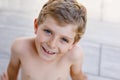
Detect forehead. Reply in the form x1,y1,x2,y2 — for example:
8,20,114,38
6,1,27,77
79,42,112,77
42,16,77,38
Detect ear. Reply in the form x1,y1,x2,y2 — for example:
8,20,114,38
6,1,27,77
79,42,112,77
34,18,39,34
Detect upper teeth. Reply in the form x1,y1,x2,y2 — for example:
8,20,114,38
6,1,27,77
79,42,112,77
46,49,55,54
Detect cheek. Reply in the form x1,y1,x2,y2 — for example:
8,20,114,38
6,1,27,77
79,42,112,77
59,45,70,53
36,32,48,42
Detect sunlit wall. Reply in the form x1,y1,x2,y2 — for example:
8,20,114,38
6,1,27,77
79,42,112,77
0,0,120,23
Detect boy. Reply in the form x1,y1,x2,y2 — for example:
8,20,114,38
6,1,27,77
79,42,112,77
1,0,87,80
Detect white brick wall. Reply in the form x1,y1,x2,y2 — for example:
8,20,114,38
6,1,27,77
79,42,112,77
0,0,47,19
78,0,120,23
78,0,102,21
103,0,120,23
0,0,120,23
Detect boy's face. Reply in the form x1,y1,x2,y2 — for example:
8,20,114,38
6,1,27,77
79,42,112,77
34,16,77,61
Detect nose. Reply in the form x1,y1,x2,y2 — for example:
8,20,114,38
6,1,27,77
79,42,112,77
47,36,57,49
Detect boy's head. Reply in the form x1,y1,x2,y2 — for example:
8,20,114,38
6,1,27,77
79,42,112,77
37,0,87,44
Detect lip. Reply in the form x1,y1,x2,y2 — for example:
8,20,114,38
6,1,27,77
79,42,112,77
42,46,55,55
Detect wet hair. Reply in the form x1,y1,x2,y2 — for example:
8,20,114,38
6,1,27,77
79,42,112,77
38,0,87,43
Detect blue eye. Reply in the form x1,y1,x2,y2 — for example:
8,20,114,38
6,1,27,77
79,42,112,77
62,38,69,43
44,29,52,34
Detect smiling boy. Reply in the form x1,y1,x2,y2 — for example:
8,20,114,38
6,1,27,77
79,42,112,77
1,0,87,80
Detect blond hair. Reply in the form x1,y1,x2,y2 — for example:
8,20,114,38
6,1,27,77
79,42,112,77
38,0,87,43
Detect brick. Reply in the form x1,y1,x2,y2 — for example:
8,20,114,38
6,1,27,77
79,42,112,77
101,45,120,80
80,41,100,75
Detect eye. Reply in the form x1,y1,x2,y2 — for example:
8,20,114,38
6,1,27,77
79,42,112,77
43,29,52,34
61,38,69,43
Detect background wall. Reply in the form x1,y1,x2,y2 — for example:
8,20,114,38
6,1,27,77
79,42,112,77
0,0,120,23
79,0,120,23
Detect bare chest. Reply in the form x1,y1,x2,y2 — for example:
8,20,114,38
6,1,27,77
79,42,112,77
20,56,71,80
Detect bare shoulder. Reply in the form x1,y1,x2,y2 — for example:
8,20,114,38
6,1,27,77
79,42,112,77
69,45,87,80
69,45,84,61
11,37,34,56
11,37,29,52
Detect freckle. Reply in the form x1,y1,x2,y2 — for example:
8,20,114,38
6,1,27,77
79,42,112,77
57,77,62,80
26,74,31,79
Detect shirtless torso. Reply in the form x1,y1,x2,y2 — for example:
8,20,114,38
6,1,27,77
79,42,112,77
7,37,83,80
21,48,70,80
21,38,71,80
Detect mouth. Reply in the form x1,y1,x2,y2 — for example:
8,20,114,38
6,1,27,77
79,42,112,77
42,46,56,55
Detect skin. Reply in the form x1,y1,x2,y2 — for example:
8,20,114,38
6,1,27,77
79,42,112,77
0,16,87,80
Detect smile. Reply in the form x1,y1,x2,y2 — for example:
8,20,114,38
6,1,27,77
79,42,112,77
42,46,55,55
